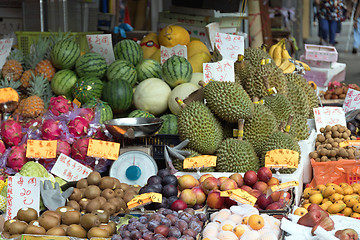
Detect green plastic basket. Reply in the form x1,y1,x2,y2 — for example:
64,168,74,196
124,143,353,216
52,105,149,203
15,31,103,54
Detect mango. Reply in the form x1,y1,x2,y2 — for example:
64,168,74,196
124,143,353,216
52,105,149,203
346,198,358,208
320,201,333,211
343,186,354,195
309,193,323,205
350,212,360,218
303,188,312,199
327,203,346,214
334,185,344,195
341,207,353,216
353,203,360,213
322,186,336,198
315,184,326,192
329,193,343,203
322,198,330,204
339,182,350,188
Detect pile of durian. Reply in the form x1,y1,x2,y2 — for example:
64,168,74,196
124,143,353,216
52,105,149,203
173,47,320,174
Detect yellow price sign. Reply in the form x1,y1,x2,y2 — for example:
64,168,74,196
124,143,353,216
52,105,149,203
127,193,162,210
72,98,81,108
87,139,120,160
183,155,216,169
339,140,360,148
0,88,19,104
26,140,57,159
271,181,299,192
21,234,70,240
265,149,299,169
220,189,257,206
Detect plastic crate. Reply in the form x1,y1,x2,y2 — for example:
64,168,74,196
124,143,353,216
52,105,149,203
15,31,103,54
347,174,360,185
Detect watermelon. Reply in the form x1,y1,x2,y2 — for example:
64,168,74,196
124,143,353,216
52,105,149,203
136,59,162,82
158,114,178,134
50,40,81,69
102,79,133,113
51,69,78,95
106,60,137,87
128,109,155,118
162,55,193,88
75,52,107,78
83,99,113,123
72,76,104,103
113,39,143,66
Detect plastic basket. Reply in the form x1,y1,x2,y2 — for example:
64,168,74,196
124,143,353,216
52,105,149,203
347,174,360,185
15,31,103,54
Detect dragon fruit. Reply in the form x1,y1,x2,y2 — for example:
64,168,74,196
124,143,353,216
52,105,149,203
68,117,89,137
22,117,42,129
7,144,27,172
49,96,72,116
1,119,23,147
78,108,95,122
71,137,90,160
0,140,5,156
56,140,71,156
41,119,62,140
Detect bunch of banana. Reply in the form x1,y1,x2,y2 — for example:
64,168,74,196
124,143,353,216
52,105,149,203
268,39,311,73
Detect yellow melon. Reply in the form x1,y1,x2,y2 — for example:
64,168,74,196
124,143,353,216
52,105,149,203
159,25,190,47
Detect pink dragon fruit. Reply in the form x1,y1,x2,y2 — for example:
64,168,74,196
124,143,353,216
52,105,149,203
7,144,27,172
0,140,6,156
91,128,108,141
1,119,23,147
68,117,89,137
71,137,90,160
56,140,71,156
21,117,42,129
41,119,62,140
78,108,95,122
49,96,72,116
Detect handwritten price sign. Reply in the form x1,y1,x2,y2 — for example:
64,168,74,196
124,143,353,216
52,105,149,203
343,88,360,113
86,34,115,64
51,153,92,182
0,38,13,69
214,33,244,62
221,189,257,206
6,176,40,220
26,140,57,159
127,193,162,210
265,149,299,169
313,107,347,133
203,59,235,83
87,139,120,160
160,45,187,64
183,155,216,169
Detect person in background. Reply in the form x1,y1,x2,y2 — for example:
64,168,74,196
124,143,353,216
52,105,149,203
353,0,360,53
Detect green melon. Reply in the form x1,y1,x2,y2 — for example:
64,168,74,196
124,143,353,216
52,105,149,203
83,99,113,123
128,109,155,118
72,76,104,103
158,114,178,134
162,55,193,88
106,60,137,87
102,79,133,113
136,59,162,82
51,69,78,95
50,39,81,69
75,52,107,78
113,39,143,66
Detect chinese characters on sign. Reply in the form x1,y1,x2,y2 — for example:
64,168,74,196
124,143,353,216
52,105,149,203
0,38,14,69
6,176,40,220
220,189,257,206
313,107,347,133
51,153,92,182
265,149,299,169
343,88,360,113
214,33,244,62
203,59,235,83
87,139,120,160
86,34,115,64
26,140,57,159
160,45,187,64
183,155,217,169
127,193,162,210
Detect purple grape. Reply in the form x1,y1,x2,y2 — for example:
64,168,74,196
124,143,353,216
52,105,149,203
111,234,122,240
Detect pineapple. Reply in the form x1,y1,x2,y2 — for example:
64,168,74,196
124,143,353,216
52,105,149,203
35,59,56,81
20,69,35,88
49,29,74,45
2,49,24,81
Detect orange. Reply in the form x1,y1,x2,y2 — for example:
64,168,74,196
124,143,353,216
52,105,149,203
248,214,264,230
233,225,246,237
158,25,190,48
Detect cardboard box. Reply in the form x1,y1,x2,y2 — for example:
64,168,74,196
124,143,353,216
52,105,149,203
300,54,332,69
304,44,338,62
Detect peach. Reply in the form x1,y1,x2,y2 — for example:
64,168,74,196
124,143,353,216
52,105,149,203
179,189,197,207
240,185,252,193
267,177,280,186
201,177,220,194
199,174,213,183
218,177,229,184
206,190,224,209
257,167,272,183
220,179,238,191
249,189,262,198
191,186,206,205
230,173,244,188
243,170,258,187
253,181,268,194
178,175,198,190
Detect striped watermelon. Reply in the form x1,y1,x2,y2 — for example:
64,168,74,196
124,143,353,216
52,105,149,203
102,79,133,113
128,109,155,118
51,69,78,95
75,52,107,78
113,39,143,66
106,60,137,87
72,76,104,104
158,114,178,134
50,40,81,69
136,59,162,82
162,55,192,88
83,99,113,123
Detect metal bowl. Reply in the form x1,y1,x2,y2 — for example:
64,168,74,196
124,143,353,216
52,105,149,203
104,118,164,139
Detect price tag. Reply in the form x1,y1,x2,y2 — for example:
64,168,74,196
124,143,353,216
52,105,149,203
87,139,120,160
6,176,41,220
339,140,360,148
0,38,13,69
127,193,162,210
22,235,70,240
265,149,299,169
86,34,115,64
26,140,57,159
266,181,298,198
203,59,235,83
343,88,360,113
51,153,92,182
214,32,244,62
160,45,187,64
313,107,347,133
220,189,257,206
183,155,217,169
0,88,19,104
73,98,81,108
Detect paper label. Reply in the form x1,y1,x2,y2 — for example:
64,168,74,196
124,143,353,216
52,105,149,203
0,88,19,104
51,153,92,182
183,155,216,169
86,34,115,64
160,45,187,64
265,149,299,168
73,98,81,108
271,181,299,192
26,140,57,159
214,32,244,62
205,22,220,52
339,140,360,148
0,38,13,69
87,139,120,160
220,189,257,206
203,59,235,83
343,88,360,113
313,107,347,133
6,176,40,220
21,235,70,240
127,193,162,210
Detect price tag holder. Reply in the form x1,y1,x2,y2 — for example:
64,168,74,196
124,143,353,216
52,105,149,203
343,88,360,113
160,45,187,64
266,181,298,197
87,139,120,160
220,189,257,206
203,59,235,83
0,88,19,104
127,193,162,210
214,32,244,62
339,140,360,148
265,149,299,169
22,235,70,240
86,34,115,64
73,98,81,108
26,140,57,159
313,107,347,133
0,38,13,69
183,155,216,169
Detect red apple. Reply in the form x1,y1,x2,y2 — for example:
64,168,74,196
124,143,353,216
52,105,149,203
257,167,272,183
243,170,258,187
218,177,229,184
206,190,224,209
256,194,273,210
201,177,220,194
229,173,244,187
171,200,187,211
253,181,268,194
199,174,213,183
266,201,282,210
220,179,237,191
249,189,262,198
267,177,280,186
191,186,206,205
240,185,252,193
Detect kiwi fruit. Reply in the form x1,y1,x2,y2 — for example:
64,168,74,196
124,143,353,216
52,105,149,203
95,196,107,205
8,221,28,235
79,198,89,210
29,220,41,226
67,224,87,238
99,177,115,190
119,183,130,191
99,223,115,235
4,220,17,232
66,200,81,211
86,199,102,213
76,179,88,189
123,190,137,203
41,211,61,223
85,185,101,199
17,207,38,223
80,188,86,198
114,188,125,198
69,188,82,202
80,213,100,230
108,197,126,212
101,189,115,200
101,202,116,215
131,185,141,193
87,172,102,185
88,226,110,238
46,226,67,236
59,224,68,232
24,225,46,235
55,206,75,217
92,210,110,223
62,210,81,225
38,214,60,230
113,178,121,189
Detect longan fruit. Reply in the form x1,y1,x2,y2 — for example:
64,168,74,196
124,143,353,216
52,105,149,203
339,148,348,158
321,156,329,162
330,157,337,161
346,129,351,135
325,144,332,150
332,131,340,138
320,127,325,133
309,152,318,159
329,150,337,157
315,141,321,147
332,142,339,148
315,158,321,162
331,126,338,132
320,148,329,156
348,154,355,159
342,133,349,139
317,134,325,142
325,125,332,131
326,134,332,139
328,138,335,144
335,138,342,143
338,126,345,133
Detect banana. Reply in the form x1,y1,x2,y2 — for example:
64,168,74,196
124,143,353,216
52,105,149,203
283,62,296,73
272,41,284,61
281,42,292,59
274,58,281,67
278,58,291,70
269,40,282,59
295,60,311,71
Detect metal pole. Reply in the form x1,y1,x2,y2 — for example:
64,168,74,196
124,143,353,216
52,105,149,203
62,0,68,32
39,0,45,32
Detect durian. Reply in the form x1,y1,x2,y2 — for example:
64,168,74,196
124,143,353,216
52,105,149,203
264,93,295,123
290,114,310,140
286,78,310,117
244,47,273,67
172,148,215,172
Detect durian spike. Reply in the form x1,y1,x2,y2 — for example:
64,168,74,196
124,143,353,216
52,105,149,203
237,119,245,141
278,121,286,132
285,114,294,133
175,97,186,109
